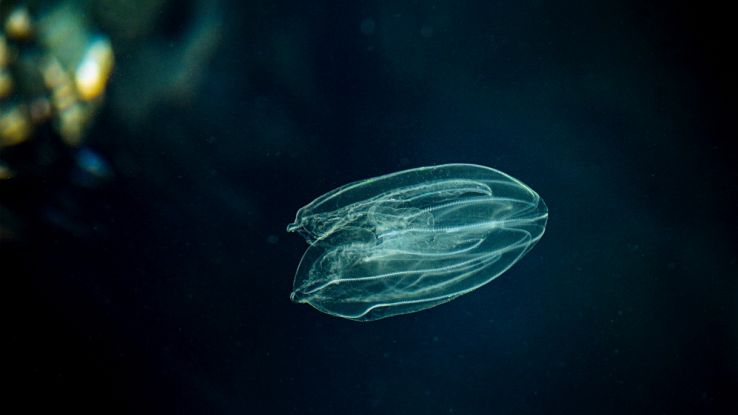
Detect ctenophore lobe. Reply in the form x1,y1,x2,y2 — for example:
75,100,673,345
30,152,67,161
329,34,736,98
287,163,548,321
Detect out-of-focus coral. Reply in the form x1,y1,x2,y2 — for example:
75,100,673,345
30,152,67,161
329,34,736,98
0,0,222,242
0,0,114,242
0,1,113,164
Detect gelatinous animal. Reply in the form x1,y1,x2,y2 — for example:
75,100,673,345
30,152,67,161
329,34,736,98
287,164,548,321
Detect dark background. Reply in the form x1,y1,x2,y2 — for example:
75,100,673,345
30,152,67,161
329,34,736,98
5,1,736,413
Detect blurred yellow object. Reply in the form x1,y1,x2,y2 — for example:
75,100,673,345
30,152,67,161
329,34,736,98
59,103,91,146
0,69,13,98
0,105,31,147
4,6,34,40
52,76,77,111
75,37,113,101
0,35,9,67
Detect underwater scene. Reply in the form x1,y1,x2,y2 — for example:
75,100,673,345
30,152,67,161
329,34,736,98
2,0,736,413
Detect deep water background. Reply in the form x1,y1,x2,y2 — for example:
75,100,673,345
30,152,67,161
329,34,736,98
5,1,736,414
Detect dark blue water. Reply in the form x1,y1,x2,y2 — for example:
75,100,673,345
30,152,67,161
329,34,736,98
5,1,736,413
